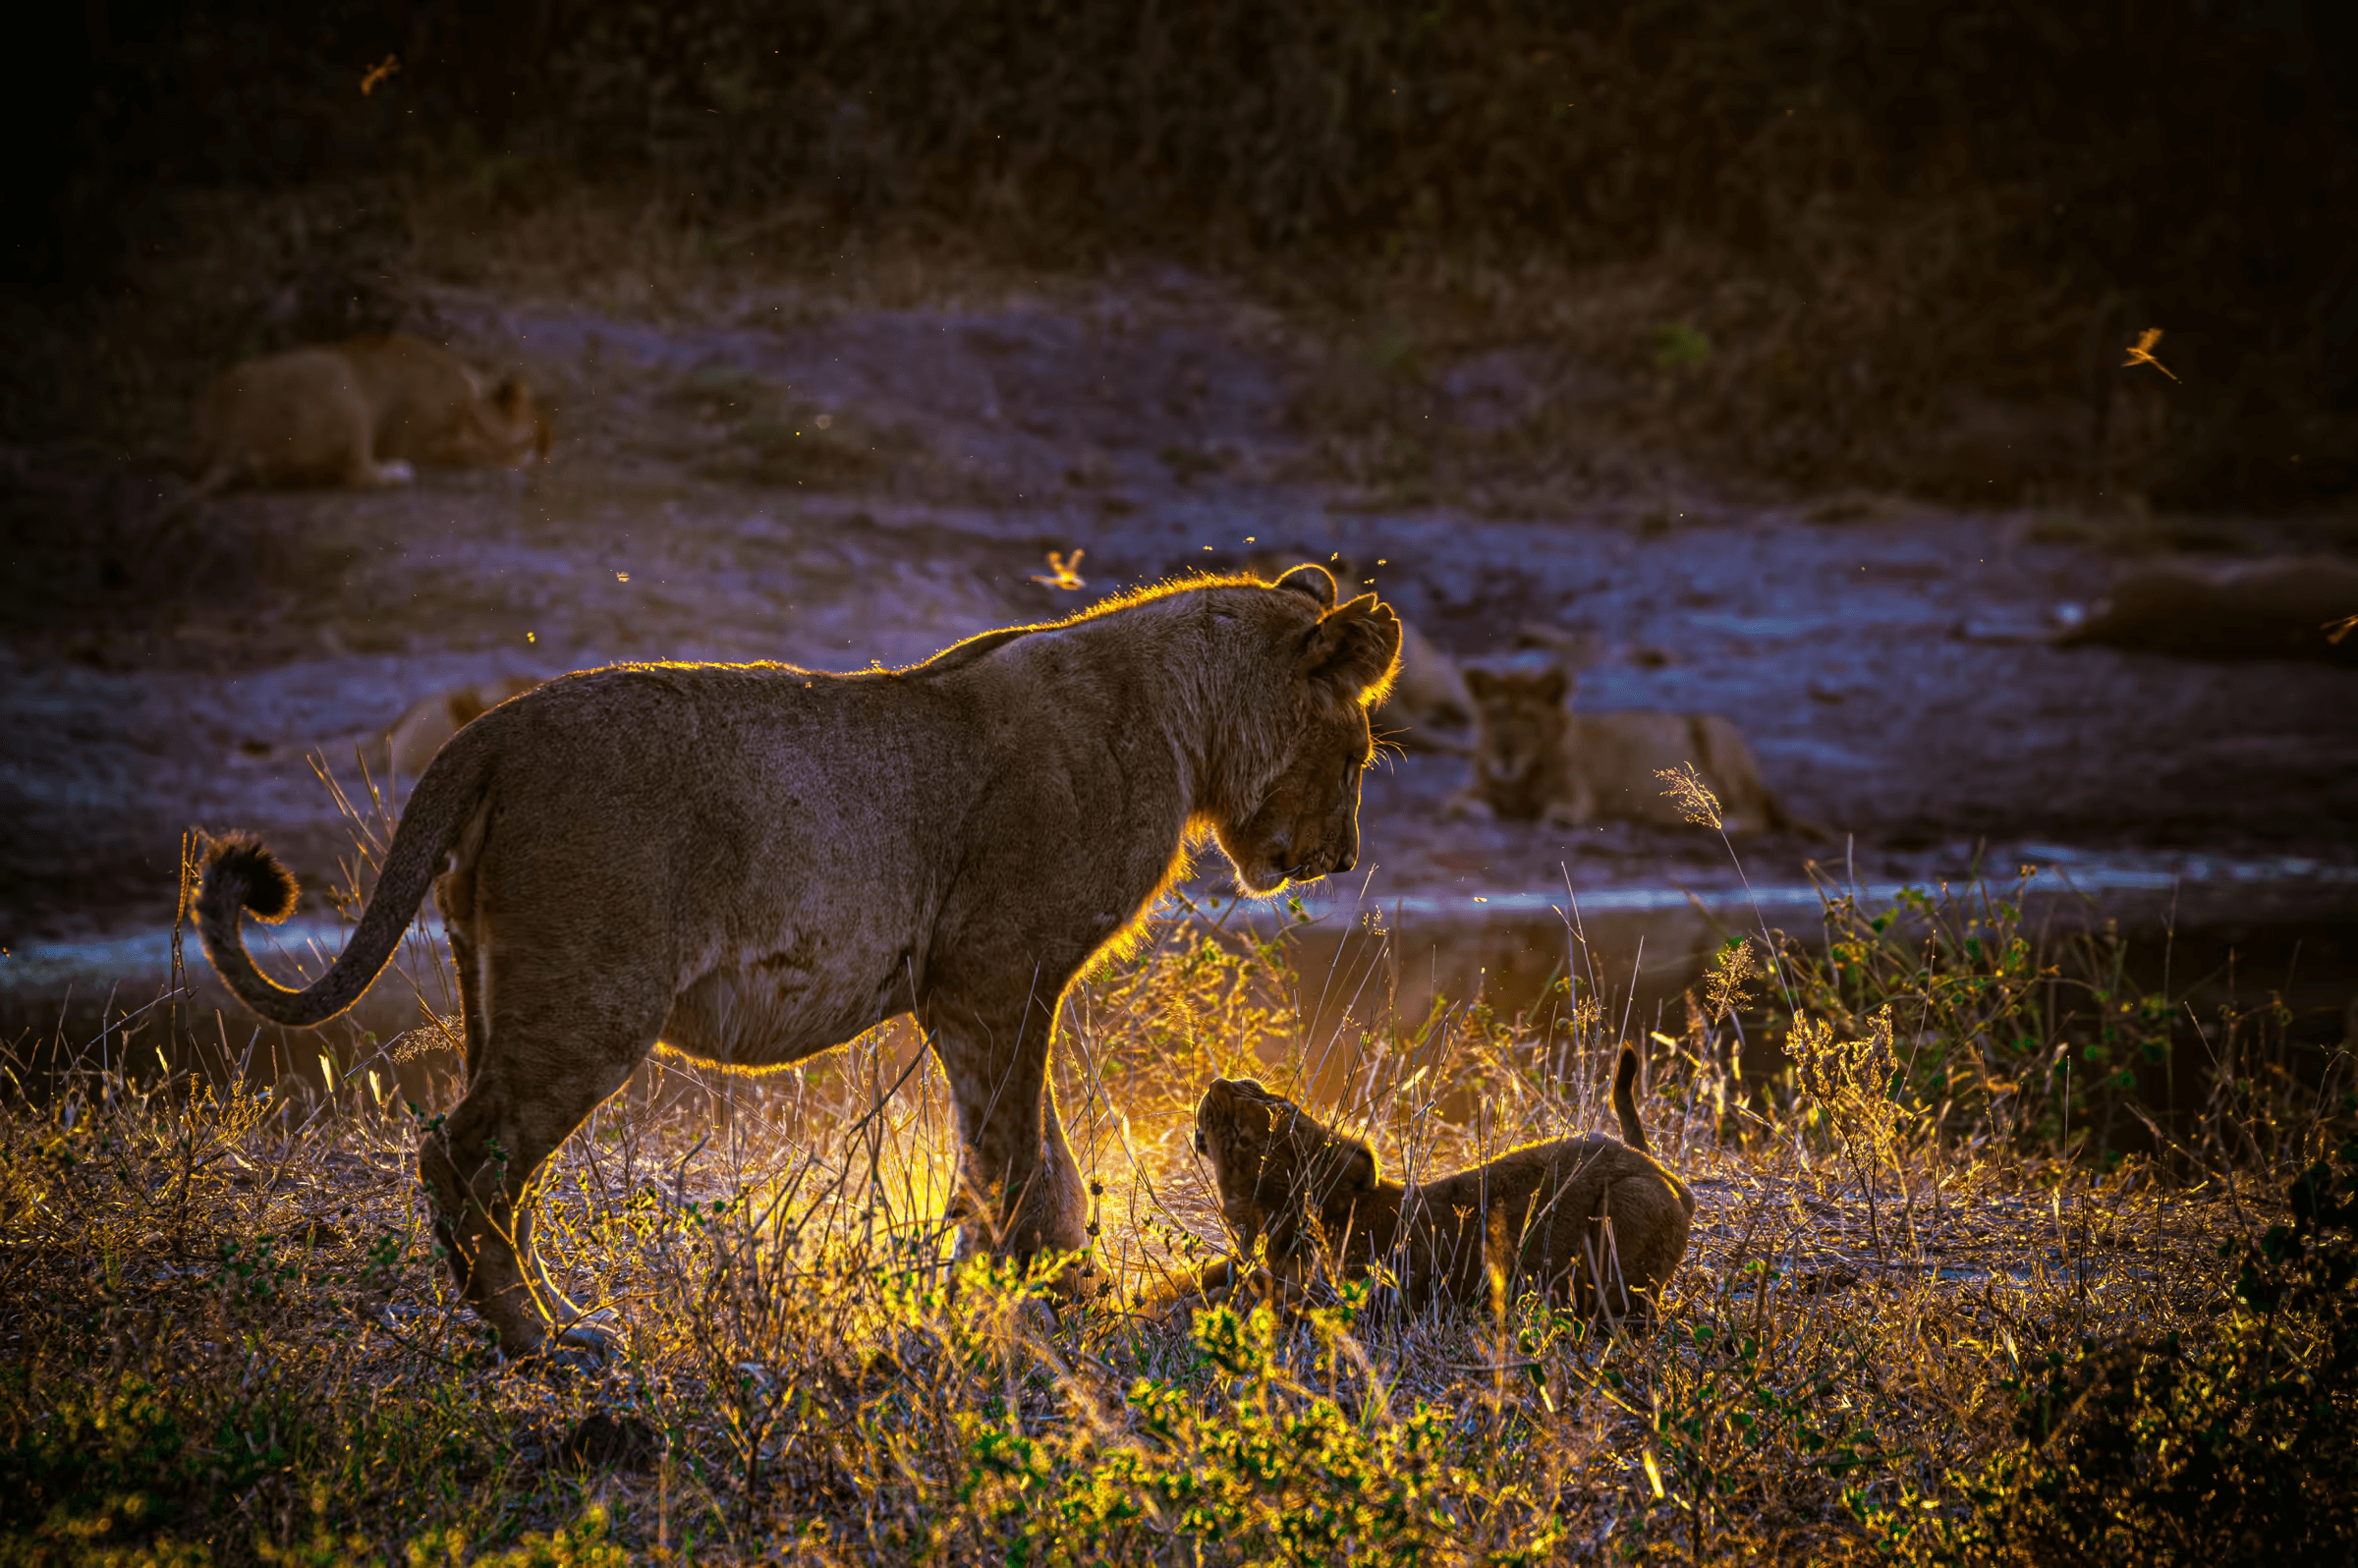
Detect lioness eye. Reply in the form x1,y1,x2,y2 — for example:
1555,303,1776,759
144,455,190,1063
1194,1129,1207,1154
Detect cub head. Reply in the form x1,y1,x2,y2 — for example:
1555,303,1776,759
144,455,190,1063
1212,564,1402,895
1193,1077,1378,1260
1464,665,1570,789
484,374,554,467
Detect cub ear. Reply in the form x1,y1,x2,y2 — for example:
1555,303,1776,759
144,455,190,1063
1464,667,1497,700
492,375,529,414
1272,563,1337,609
1535,666,1569,706
1301,594,1403,698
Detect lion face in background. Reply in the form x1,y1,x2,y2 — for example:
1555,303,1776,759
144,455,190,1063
1464,666,1569,789
477,375,553,469
1193,1077,1378,1260
1208,566,1400,896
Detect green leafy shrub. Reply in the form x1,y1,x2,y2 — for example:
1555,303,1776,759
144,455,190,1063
1859,1138,2358,1563
958,1295,1558,1566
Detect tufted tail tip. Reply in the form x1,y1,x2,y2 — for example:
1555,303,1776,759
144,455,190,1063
199,832,300,924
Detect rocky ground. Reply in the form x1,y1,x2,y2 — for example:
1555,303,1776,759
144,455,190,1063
5,264,2355,1016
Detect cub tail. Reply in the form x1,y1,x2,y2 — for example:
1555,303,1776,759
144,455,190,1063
1612,1044,1652,1153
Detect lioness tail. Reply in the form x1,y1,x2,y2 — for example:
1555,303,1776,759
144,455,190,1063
1612,1044,1651,1153
196,720,496,1028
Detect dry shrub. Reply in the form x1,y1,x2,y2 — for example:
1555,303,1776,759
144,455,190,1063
5,824,2352,1561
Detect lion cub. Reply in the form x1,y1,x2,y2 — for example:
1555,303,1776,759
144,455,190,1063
186,334,550,504
1188,1047,1694,1317
1446,665,1785,834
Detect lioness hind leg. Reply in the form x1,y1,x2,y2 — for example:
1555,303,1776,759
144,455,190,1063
419,999,656,1365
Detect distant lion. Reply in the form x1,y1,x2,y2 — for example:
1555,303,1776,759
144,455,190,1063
181,334,550,507
381,676,541,781
1185,1046,1693,1316
1447,665,1791,835
2053,555,2358,667
1375,619,1474,755
195,566,1399,1366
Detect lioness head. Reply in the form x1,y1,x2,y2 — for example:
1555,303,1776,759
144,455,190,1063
483,375,554,467
1464,666,1569,788
1193,1077,1378,1262
1212,564,1401,894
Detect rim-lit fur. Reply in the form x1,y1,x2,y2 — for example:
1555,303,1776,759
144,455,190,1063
194,564,1399,1361
1191,1046,1694,1317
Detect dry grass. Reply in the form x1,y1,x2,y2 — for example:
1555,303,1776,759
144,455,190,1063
5,800,2352,1563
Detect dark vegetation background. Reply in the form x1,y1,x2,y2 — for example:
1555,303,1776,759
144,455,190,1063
13,0,2358,509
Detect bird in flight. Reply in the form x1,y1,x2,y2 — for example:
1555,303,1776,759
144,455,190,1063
1032,548,1086,589
2121,327,2180,382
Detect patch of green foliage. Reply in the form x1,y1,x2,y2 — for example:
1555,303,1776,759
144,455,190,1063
1855,1136,2358,1564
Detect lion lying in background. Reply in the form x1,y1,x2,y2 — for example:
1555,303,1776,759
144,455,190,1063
182,334,550,506
2053,554,2358,667
1447,665,1789,835
381,676,541,780
1374,619,1475,755
1177,1046,1693,1317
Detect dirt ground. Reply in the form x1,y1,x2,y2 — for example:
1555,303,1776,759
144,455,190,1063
5,265,2355,967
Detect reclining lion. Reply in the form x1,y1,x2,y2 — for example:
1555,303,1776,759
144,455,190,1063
1182,1046,1692,1316
182,333,550,505
1447,665,1792,835
380,676,541,782
194,565,1399,1366
2053,554,2358,667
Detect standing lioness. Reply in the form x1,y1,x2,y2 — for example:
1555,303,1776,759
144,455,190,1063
196,567,1399,1366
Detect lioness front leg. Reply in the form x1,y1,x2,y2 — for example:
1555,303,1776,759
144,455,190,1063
926,992,1090,1275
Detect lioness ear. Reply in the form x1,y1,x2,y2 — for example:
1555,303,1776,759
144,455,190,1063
1464,667,1497,700
1536,666,1569,706
1272,563,1337,609
492,375,528,414
1301,594,1402,697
